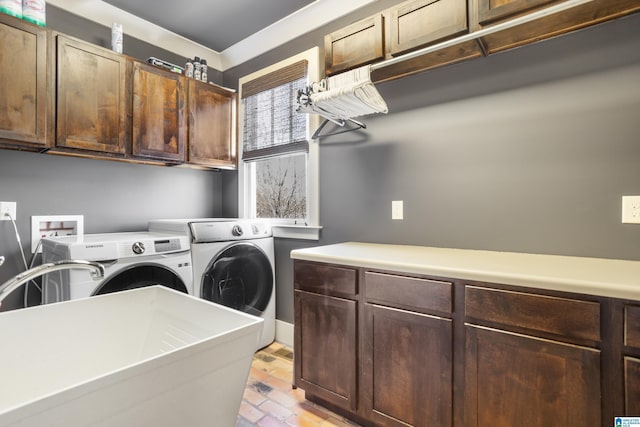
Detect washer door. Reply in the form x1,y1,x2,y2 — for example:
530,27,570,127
201,243,273,317
93,264,188,295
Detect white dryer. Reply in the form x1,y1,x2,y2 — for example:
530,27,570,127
149,219,275,350
41,232,192,304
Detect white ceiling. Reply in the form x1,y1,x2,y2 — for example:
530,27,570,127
47,0,379,71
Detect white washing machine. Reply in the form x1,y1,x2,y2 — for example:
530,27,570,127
149,219,275,350
41,232,192,304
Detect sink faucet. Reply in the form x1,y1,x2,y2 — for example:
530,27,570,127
0,260,105,307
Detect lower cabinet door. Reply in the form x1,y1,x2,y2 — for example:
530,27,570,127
362,303,453,427
294,290,358,412
464,325,601,427
626,357,640,416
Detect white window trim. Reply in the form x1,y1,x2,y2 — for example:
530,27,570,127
238,47,321,240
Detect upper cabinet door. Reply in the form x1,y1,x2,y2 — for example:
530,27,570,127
473,0,640,54
56,35,128,155
187,79,236,169
476,0,559,26
388,0,468,57
324,14,385,76
0,14,52,149
132,62,186,163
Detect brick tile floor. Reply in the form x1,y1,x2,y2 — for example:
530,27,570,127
236,343,361,427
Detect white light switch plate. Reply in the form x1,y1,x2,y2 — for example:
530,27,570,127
622,196,640,224
392,200,403,220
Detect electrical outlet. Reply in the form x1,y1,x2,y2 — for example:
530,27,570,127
0,201,17,221
392,200,403,220
622,196,640,224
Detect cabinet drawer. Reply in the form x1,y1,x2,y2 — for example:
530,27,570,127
389,0,468,56
365,271,452,314
626,305,640,350
294,261,358,297
465,286,600,342
324,14,385,75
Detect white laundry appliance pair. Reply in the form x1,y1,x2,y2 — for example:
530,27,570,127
42,219,276,350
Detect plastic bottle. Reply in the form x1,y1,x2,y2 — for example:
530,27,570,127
0,0,22,18
193,56,201,81
200,59,207,82
22,0,45,26
184,59,194,78
111,22,123,54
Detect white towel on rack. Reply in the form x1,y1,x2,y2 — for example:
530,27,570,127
310,65,388,120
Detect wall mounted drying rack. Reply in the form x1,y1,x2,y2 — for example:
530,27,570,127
298,0,596,139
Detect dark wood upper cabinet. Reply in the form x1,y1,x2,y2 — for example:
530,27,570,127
476,0,559,26
472,0,640,54
56,35,128,155
0,14,52,150
187,79,236,169
324,0,481,82
388,0,468,56
324,14,385,75
325,0,640,81
132,61,186,162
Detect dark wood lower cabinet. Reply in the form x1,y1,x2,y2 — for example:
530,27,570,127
465,325,601,427
293,260,633,426
363,304,452,427
625,357,640,416
294,289,358,412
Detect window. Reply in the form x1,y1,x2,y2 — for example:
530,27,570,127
238,47,321,240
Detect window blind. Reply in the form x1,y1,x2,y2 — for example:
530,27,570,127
242,60,308,161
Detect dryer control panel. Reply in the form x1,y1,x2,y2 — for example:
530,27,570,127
189,220,272,243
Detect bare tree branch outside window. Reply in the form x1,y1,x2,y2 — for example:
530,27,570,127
255,154,306,219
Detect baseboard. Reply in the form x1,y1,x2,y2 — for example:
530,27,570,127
275,320,294,347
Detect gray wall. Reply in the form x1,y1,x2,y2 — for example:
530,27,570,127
226,13,640,324
0,6,226,310
0,151,223,309
2,5,639,325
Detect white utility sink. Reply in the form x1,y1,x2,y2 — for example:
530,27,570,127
0,286,263,427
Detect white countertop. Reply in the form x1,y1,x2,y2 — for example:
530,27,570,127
290,242,640,301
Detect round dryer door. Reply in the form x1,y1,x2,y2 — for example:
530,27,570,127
93,264,188,295
201,243,273,317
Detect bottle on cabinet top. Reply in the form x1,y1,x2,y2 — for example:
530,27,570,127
22,0,46,26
